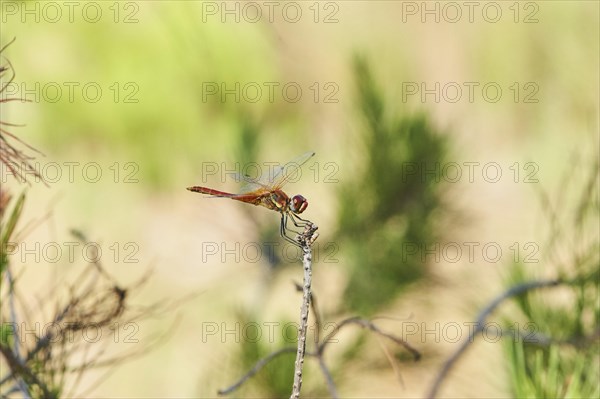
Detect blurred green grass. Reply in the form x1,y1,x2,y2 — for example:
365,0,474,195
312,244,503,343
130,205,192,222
1,1,598,397
2,2,596,190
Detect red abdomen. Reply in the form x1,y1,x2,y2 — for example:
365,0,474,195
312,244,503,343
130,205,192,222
187,186,233,196
187,186,265,207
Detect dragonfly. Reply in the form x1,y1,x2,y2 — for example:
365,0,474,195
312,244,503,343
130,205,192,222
187,151,316,247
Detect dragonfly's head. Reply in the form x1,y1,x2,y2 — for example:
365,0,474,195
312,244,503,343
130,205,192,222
290,194,308,214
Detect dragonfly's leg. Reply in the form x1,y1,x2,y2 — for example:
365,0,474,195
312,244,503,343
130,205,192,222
289,213,319,245
289,213,311,228
280,213,302,247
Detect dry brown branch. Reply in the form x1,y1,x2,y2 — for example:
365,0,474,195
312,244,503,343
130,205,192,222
218,221,421,398
217,346,298,395
319,316,421,361
0,38,46,187
426,278,563,399
290,222,318,398
0,228,184,397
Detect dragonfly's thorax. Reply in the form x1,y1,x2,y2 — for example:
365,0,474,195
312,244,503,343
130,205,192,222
264,190,290,212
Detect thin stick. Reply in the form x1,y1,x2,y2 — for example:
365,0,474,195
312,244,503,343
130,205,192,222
317,356,338,399
426,278,562,398
217,346,297,395
319,317,420,360
290,239,313,398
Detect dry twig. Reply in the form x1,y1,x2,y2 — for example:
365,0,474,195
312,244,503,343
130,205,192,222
218,221,420,398
426,279,563,398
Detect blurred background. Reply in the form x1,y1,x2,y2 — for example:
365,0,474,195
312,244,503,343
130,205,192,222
1,1,598,398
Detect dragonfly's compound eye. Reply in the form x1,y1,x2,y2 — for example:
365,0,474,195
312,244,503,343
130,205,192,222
291,195,308,214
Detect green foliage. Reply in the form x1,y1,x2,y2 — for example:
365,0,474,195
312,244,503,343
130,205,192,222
338,56,450,314
234,313,296,397
0,192,25,286
508,342,599,398
504,159,600,398
338,330,368,365
238,341,295,397
0,323,16,348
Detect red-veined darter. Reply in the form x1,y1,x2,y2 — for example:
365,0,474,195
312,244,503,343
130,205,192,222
187,151,316,247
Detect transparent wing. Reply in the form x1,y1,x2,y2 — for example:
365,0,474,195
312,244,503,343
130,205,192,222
238,173,272,194
236,151,315,193
271,151,316,190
